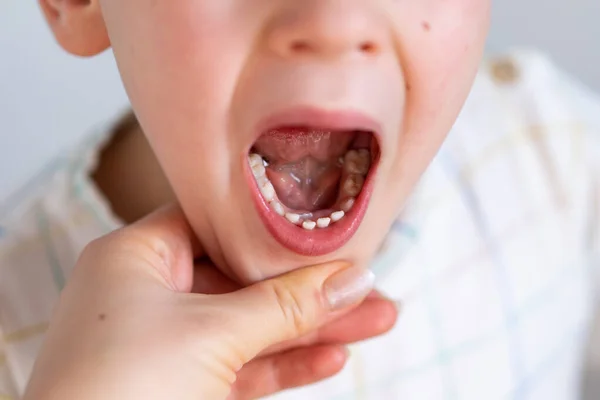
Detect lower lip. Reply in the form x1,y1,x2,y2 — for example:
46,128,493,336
244,159,379,257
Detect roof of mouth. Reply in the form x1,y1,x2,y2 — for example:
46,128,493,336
252,127,371,163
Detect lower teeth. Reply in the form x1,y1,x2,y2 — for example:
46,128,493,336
272,201,285,216
341,198,355,212
285,213,301,224
302,220,317,230
317,217,331,228
249,148,370,230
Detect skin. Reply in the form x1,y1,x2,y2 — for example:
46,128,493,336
40,0,490,285
24,206,387,400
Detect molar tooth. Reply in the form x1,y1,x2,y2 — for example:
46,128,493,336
357,149,371,174
344,150,370,175
317,217,331,228
260,181,276,202
249,153,263,168
255,176,268,188
271,201,285,216
344,150,359,173
252,163,266,178
285,213,301,224
343,174,365,198
331,211,345,222
341,198,355,212
302,220,317,230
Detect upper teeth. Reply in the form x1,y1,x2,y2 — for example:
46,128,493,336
248,147,369,231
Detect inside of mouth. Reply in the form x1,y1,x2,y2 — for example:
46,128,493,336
248,126,377,230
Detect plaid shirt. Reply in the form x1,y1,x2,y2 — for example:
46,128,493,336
1,50,599,399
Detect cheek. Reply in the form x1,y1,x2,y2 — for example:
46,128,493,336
393,0,490,165
375,0,489,216
104,2,263,200
104,2,251,148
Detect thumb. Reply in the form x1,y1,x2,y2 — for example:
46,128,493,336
219,261,375,363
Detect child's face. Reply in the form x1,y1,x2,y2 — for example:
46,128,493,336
49,0,490,283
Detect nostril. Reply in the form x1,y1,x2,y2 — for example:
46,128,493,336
285,39,379,57
290,40,311,53
359,41,378,54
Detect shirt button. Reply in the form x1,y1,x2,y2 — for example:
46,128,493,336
491,58,520,85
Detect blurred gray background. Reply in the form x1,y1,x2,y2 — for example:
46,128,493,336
1,1,600,398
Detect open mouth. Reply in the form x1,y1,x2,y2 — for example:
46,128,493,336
244,109,381,256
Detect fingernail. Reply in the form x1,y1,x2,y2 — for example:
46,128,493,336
323,267,375,311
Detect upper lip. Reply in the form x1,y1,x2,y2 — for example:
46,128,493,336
250,106,382,150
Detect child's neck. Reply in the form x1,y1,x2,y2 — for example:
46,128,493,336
92,115,176,223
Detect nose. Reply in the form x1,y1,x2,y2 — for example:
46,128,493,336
266,0,389,60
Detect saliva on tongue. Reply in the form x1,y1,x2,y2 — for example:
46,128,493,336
267,157,341,212
253,128,356,214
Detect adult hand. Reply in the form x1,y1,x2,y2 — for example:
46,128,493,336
24,206,398,400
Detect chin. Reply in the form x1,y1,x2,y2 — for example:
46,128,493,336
217,226,386,285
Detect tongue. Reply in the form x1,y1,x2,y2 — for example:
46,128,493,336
254,128,354,212
267,158,341,211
